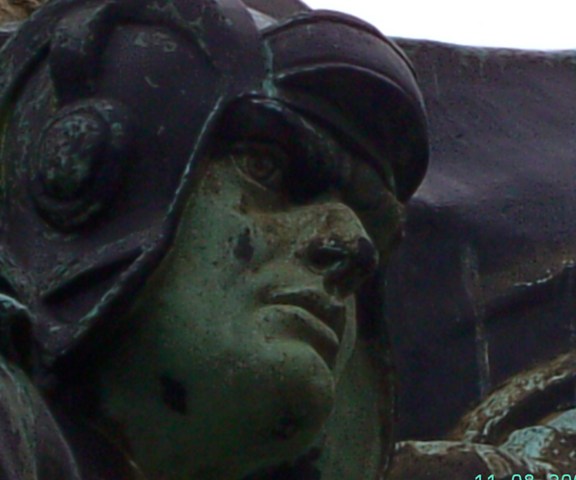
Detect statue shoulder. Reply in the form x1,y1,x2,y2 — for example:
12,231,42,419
0,356,81,480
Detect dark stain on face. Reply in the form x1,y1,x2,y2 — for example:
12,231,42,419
160,374,188,415
234,227,254,262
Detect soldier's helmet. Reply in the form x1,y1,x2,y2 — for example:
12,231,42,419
0,0,427,377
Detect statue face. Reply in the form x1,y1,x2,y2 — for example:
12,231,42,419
96,126,389,478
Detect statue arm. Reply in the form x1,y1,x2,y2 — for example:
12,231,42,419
387,438,554,480
388,352,576,479
388,414,576,480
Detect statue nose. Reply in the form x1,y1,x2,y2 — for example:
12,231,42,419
300,235,379,298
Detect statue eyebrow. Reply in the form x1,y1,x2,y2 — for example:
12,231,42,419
266,108,349,174
269,118,351,198
219,98,388,197
248,109,393,206
283,114,381,193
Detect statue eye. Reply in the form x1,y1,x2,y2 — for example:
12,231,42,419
232,145,287,190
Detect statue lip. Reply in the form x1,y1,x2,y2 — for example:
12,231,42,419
263,288,347,344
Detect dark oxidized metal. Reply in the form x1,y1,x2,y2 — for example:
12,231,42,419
0,0,427,478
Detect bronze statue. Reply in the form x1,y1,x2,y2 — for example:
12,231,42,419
3,0,573,478
0,0,428,478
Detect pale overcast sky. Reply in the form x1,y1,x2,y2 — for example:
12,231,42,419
305,0,576,50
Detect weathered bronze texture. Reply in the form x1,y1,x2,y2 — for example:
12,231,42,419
0,0,427,478
3,0,573,478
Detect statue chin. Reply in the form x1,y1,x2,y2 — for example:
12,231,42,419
93,277,342,478
196,327,341,476
233,340,337,470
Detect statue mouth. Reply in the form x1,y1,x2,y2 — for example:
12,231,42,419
261,288,347,367
264,288,346,340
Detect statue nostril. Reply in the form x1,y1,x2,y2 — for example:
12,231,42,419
303,237,378,273
307,243,348,271
298,236,379,298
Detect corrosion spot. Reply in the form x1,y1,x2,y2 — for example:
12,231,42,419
160,374,188,415
234,228,254,262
